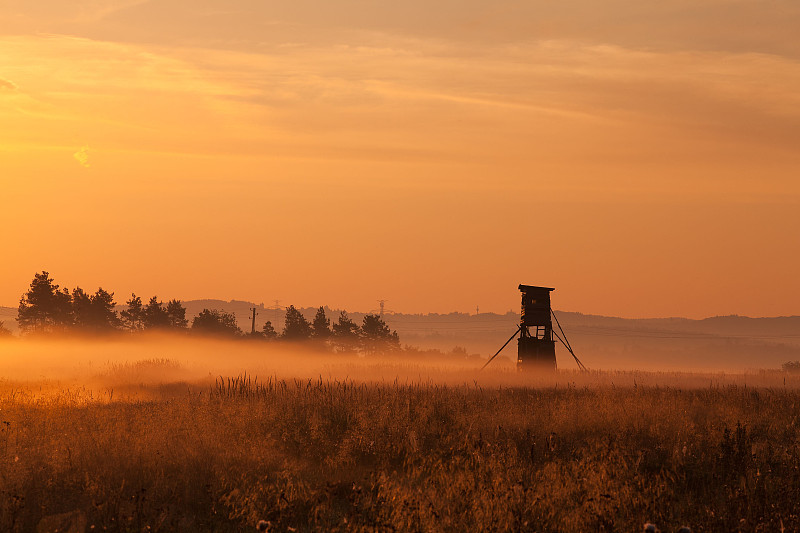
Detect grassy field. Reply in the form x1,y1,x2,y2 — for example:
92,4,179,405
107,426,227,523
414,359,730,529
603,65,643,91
2,360,800,532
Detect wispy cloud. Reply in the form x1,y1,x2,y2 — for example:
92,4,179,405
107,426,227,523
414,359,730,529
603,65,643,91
2,30,799,193
0,78,16,90
73,146,90,167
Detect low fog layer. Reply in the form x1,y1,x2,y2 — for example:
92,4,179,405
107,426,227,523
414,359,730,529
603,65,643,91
5,300,800,372
1,335,799,401
0,334,497,384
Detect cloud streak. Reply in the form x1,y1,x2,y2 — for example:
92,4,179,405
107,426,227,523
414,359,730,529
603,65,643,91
73,145,90,167
2,33,799,183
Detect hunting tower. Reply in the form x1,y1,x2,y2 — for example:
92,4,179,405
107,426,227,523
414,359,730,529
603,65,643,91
481,284,585,372
518,284,557,370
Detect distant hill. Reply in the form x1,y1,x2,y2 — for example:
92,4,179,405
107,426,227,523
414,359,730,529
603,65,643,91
0,306,15,332
179,302,800,371
3,300,799,371
543,312,800,372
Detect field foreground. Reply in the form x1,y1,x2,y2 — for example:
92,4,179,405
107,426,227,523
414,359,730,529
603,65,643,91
2,368,800,532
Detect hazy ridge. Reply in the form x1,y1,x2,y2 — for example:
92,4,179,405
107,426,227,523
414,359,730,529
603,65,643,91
180,301,800,371
3,301,798,371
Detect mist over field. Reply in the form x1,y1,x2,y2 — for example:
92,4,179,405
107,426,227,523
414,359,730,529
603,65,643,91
0,334,492,390
6,298,800,376
2,334,799,402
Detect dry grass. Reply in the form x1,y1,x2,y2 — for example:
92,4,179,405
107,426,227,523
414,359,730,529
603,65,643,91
1,364,800,532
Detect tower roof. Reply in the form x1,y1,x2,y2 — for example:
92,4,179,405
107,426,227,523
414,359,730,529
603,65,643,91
518,284,555,292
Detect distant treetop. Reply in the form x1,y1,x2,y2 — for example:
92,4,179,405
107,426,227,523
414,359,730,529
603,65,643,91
13,272,406,355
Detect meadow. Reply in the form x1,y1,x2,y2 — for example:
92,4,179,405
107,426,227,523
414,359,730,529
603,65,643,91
1,346,800,532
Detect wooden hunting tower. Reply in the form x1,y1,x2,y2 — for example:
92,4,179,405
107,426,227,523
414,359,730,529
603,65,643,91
517,284,557,370
481,284,585,372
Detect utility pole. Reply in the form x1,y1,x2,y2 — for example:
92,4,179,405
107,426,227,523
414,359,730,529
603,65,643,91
250,307,257,335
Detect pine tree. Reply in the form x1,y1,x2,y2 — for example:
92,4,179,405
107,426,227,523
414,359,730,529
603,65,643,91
331,311,361,352
17,271,73,334
90,288,120,331
191,309,242,337
311,306,331,340
282,305,312,340
262,320,278,340
71,287,93,329
165,299,189,329
143,296,170,329
361,314,400,355
120,294,145,332
72,287,119,332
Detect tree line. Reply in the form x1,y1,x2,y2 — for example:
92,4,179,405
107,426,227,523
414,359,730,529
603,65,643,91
12,272,400,354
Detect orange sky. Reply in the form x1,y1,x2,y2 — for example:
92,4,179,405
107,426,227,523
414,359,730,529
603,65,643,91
1,1,799,318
